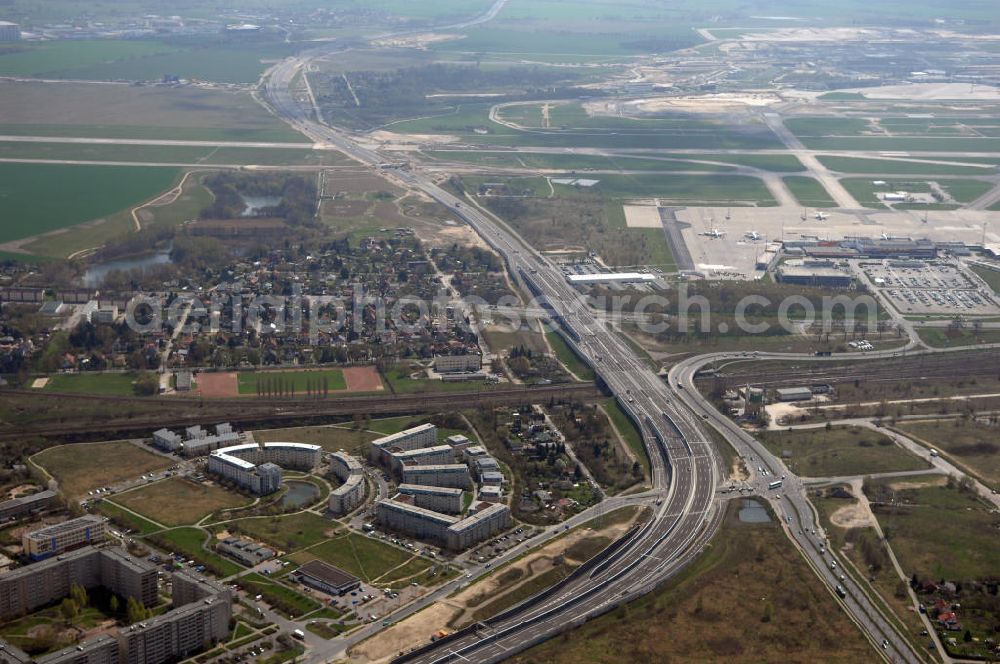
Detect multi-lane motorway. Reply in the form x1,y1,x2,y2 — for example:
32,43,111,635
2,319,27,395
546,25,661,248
255,8,925,662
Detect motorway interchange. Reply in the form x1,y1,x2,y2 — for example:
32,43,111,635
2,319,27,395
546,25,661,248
253,10,943,664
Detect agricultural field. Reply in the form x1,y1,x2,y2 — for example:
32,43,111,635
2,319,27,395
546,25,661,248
0,163,180,249
509,501,872,663
237,369,347,395
895,419,1000,485
0,39,300,84
31,441,172,498
756,426,928,478
0,81,307,142
783,176,836,208
113,477,253,527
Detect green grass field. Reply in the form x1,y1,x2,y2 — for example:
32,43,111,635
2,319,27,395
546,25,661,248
896,420,1000,486
148,527,242,577
114,477,253,527
287,533,434,585
42,372,149,396
602,398,650,479
0,163,180,247
757,426,928,477
32,441,172,498
95,499,163,535
224,513,338,552
254,425,381,455
970,265,1000,294
818,156,997,176
239,573,321,619
866,480,1000,580
237,369,347,395
783,176,836,208
916,327,1000,348
548,173,775,205
0,142,338,166
545,331,596,381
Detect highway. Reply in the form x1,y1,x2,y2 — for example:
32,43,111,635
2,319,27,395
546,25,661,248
253,5,927,661
258,15,735,664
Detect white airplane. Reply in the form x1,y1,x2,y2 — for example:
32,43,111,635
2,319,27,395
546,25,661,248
744,231,761,241
814,211,829,221
702,228,726,238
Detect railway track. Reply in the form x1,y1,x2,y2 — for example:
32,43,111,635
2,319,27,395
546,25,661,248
701,349,1000,390
0,383,600,441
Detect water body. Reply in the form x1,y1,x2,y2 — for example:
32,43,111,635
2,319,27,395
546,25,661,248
82,249,172,288
282,480,320,509
241,195,281,217
738,498,772,523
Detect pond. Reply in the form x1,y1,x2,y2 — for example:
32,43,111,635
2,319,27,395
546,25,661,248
82,249,172,287
282,480,320,509
738,498,772,523
241,195,282,217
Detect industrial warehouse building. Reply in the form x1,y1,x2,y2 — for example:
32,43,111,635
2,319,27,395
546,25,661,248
0,562,232,664
292,560,361,596
776,261,855,288
401,464,473,490
328,451,366,516
775,387,814,402
396,484,464,514
22,514,108,561
370,424,437,463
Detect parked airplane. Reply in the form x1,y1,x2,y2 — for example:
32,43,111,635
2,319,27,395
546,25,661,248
814,211,829,221
702,228,726,238
744,231,761,241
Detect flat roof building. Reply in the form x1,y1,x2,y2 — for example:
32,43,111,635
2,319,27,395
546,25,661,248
0,490,56,523
329,451,366,516
370,424,437,463
401,464,472,490
22,515,108,561
775,387,813,402
446,503,512,551
396,484,464,514
433,354,482,373
390,445,454,473
292,560,360,597
376,499,458,543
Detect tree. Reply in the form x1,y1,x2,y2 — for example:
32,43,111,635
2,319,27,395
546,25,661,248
963,629,972,643
133,371,159,396
110,595,120,614
60,598,79,623
70,583,88,608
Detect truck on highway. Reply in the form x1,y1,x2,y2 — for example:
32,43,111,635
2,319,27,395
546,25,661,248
768,480,783,490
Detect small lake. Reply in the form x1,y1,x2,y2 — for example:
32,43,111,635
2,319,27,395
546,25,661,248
82,249,172,287
282,480,320,509
241,195,281,217
738,498,772,523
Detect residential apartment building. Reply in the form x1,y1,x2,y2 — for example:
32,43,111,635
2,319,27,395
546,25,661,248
370,424,437,463
401,464,472,490
396,484,464,514
0,490,56,522
328,452,365,516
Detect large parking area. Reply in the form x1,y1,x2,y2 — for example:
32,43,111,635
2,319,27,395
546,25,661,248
860,260,1000,315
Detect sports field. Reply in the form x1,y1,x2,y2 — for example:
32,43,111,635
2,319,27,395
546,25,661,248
32,441,172,498
113,477,253,527
0,163,180,246
42,372,147,396
236,369,347,395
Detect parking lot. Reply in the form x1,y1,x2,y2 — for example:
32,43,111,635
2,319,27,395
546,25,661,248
861,260,1000,316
